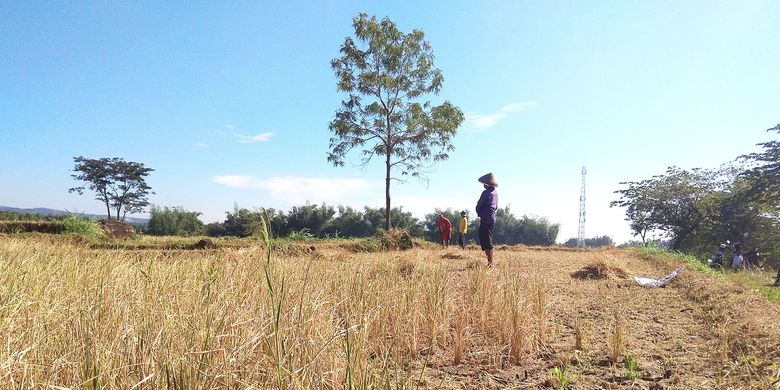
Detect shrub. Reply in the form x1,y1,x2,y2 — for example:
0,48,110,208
0,220,64,234
62,216,105,239
377,228,413,251
549,365,572,389
287,228,315,241
147,206,205,236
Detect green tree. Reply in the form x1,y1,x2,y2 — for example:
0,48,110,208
222,206,267,238
69,156,153,221
324,206,373,238
423,208,478,243
147,206,205,236
328,14,464,231
611,167,724,250
424,207,559,246
205,222,227,237
741,124,780,205
563,235,614,248
517,215,560,246
285,203,336,237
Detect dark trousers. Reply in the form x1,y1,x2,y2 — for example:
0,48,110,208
458,233,465,249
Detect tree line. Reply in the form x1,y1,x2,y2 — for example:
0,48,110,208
612,124,780,263
145,203,562,246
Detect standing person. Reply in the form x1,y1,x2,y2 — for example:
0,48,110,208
774,264,780,287
731,241,745,269
476,173,498,267
437,214,452,248
458,211,468,250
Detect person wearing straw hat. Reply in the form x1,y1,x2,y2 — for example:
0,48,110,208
476,173,498,267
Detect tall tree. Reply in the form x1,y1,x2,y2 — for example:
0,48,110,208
741,124,780,205
69,156,154,221
611,166,727,250
328,14,464,231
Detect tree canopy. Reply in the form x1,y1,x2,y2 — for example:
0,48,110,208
328,13,464,231
69,156,153,221
147,206,204,236
612,125,780,262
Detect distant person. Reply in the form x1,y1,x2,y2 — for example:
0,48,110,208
458,211,468,249
774,264,780,288
731,242,745,269
437,214,452,248
476,173,498,267
745,249,761,268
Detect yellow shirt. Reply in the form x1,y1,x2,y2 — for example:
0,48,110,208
459,218,468,234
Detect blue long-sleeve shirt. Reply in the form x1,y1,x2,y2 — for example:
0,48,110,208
476,187,498,225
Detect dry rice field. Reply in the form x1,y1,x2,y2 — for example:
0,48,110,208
1,236,779,389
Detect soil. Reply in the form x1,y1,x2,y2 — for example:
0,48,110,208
413,248,780,389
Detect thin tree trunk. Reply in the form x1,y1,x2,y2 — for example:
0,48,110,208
385,152,391,231
105,201,111,220
116,206,122,221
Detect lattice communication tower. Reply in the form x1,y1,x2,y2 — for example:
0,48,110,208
577,166,587,248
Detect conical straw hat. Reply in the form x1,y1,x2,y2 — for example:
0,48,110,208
478,172,498,187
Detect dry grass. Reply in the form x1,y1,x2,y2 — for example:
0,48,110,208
0,238,779,389
570,255,629,280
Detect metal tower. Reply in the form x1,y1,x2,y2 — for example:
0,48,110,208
577,166,587,248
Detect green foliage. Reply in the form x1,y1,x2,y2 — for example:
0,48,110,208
204,202,563,246
208,204,424,239
219,206,268,238
611,166,726,250
205,222,227,237
285,203,336,237
352,237,383,252
563,235,614,248
0,211,58,221
549,365,572,389
632,244,724,278
286,228,315,241
61,215,105,239
741,124,780,205
360,206,424,236
328,13,464,230
0,220,64,234
324,206,373,237
612,129,780,263
424,207,560,246
623,354,642,380
69,156,154,221
147,206,205,236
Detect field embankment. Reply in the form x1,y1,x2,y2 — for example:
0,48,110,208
0,236,778,388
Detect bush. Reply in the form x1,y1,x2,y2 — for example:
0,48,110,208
147,206,205,236
377,228,413,251
206,222,227,237
0,220,64,234
62,216,105,239
287,228,315,241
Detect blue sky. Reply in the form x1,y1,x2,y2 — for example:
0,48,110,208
1,1,778,243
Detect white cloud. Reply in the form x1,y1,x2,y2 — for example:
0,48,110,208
465,100,536,132
212,175,381,205
226,124,235,129
195,142,209,148
233,132,275,143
